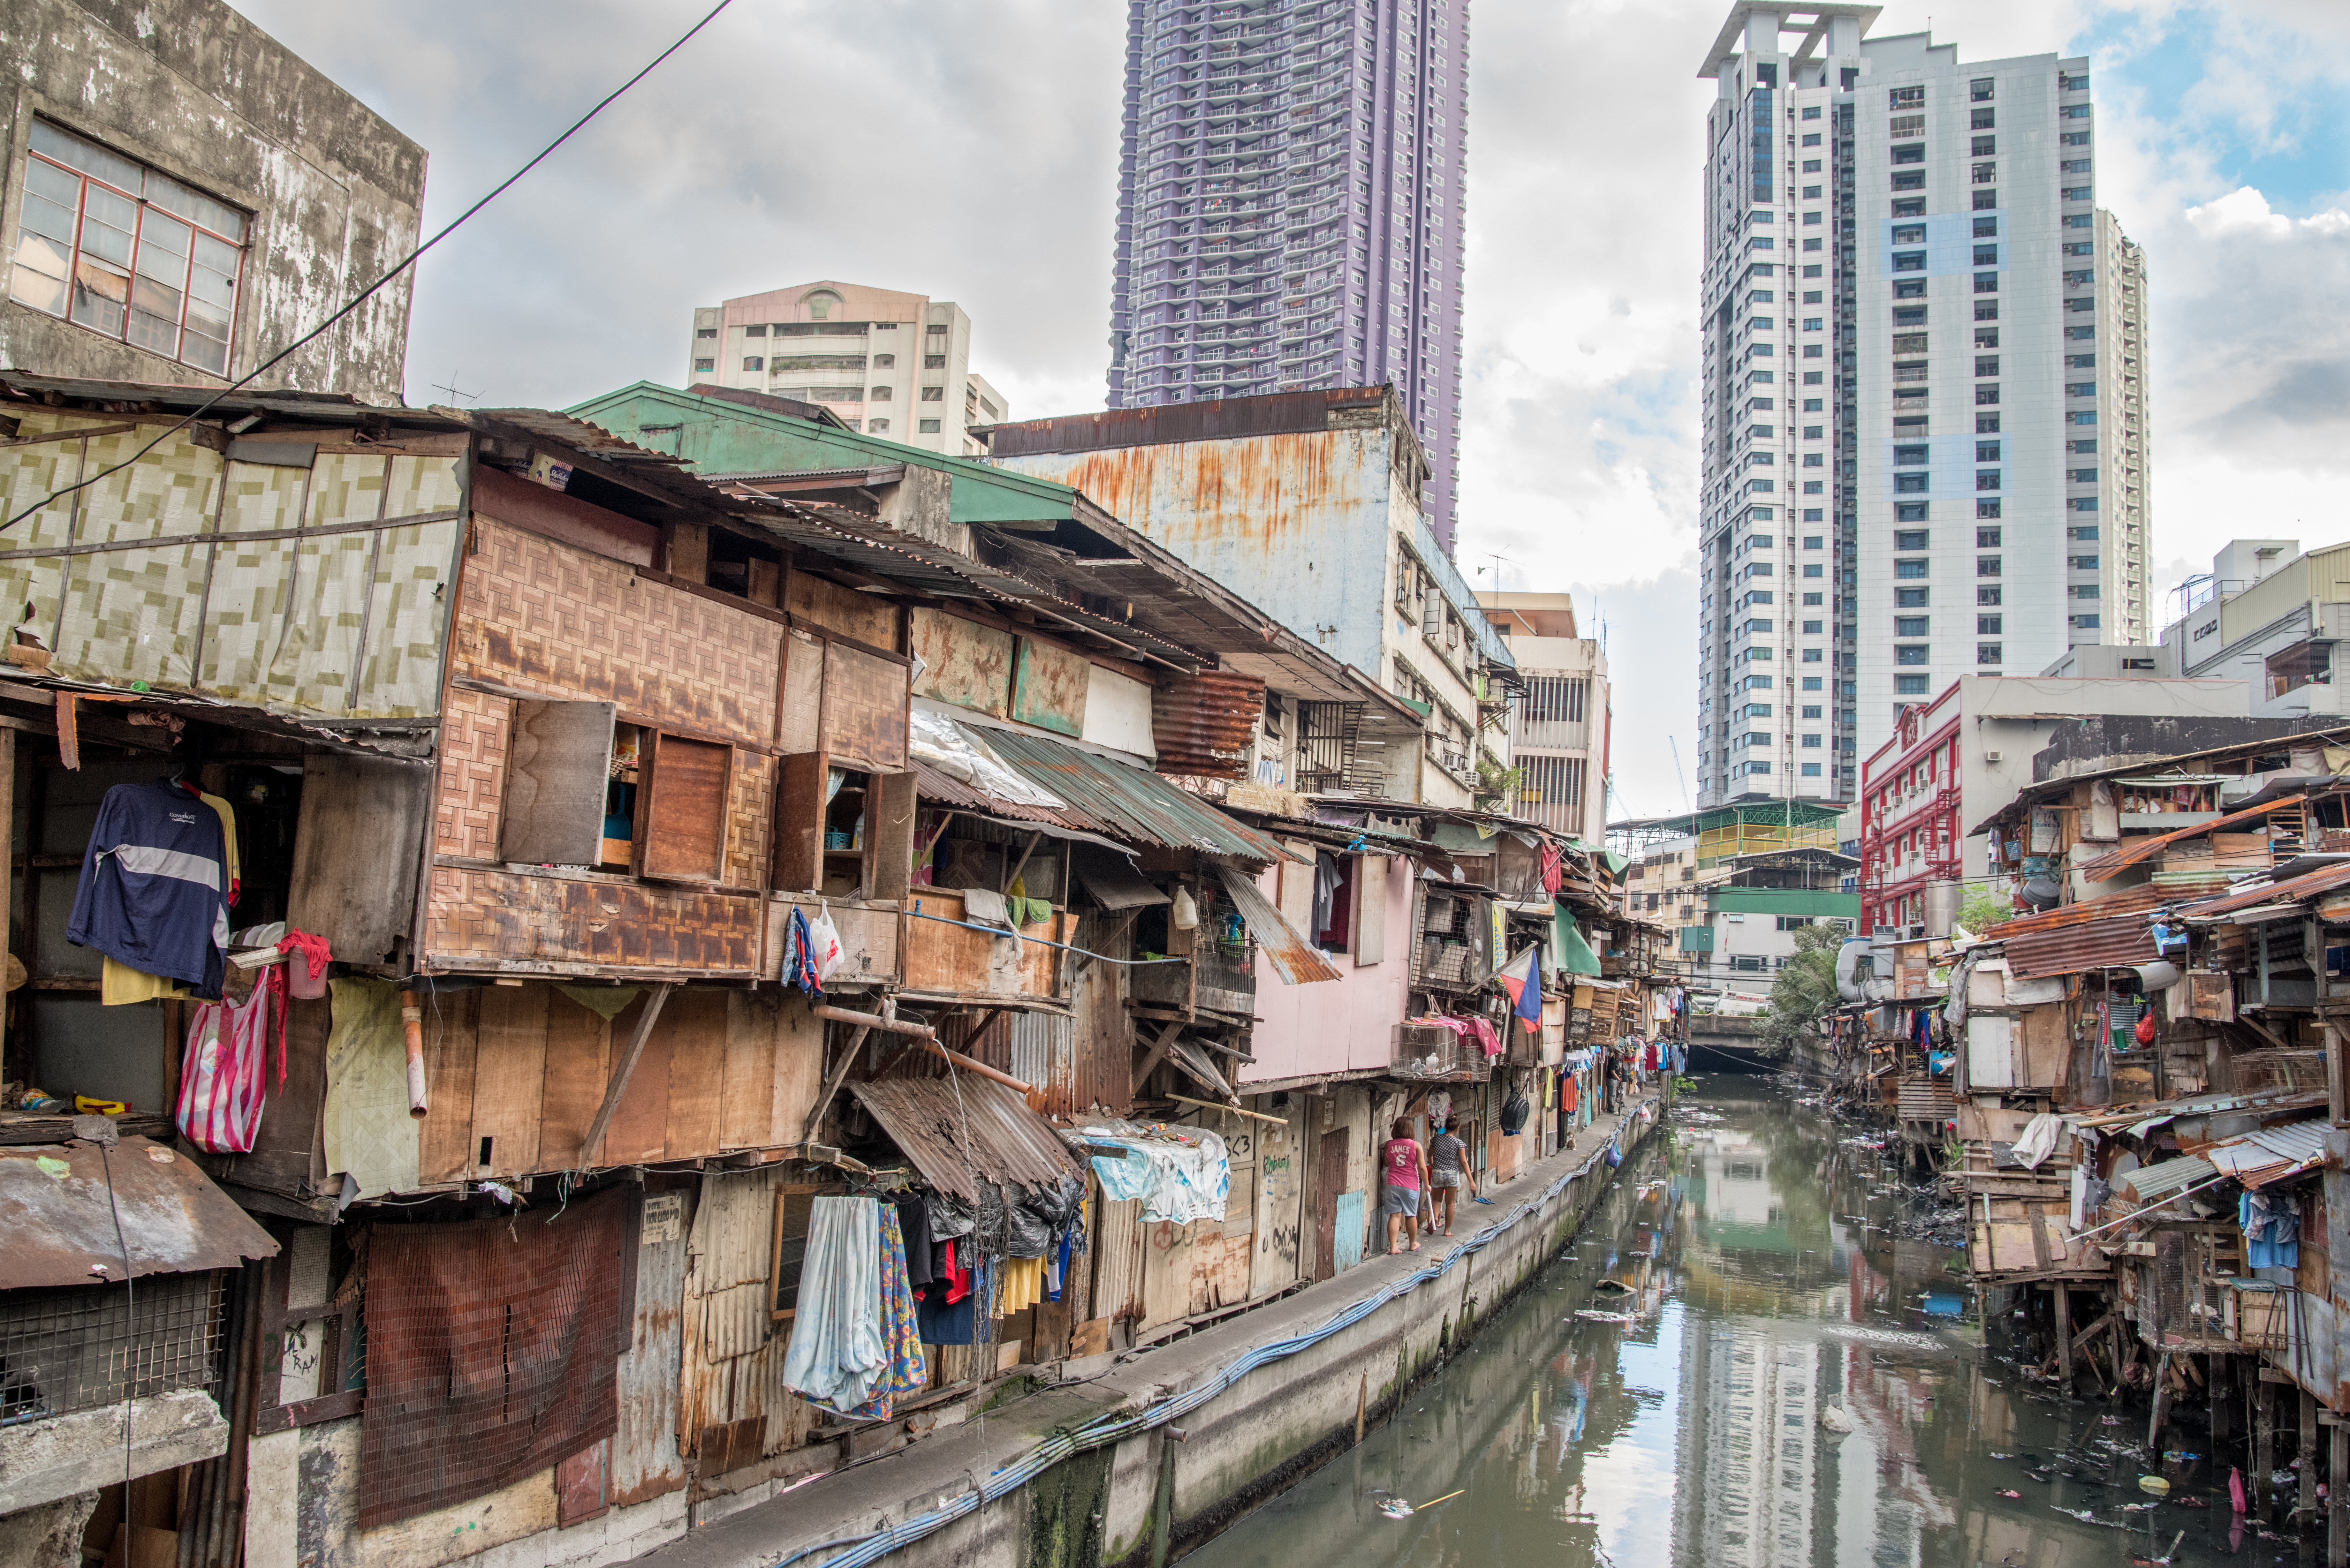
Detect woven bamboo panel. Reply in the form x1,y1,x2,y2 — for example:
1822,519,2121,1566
454,518,782,747
436,685,509,860
425,865,763,975
724,752,773,888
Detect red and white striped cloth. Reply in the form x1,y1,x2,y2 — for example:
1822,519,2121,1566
175,967,284,1154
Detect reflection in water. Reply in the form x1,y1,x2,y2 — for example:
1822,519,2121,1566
1186,1079,2280,1568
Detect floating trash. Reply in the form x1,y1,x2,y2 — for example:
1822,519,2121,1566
2137,1476,2170,1496
1997,1489,2022,1500
1376,1489,1464,1520
1574,1310,1634,1324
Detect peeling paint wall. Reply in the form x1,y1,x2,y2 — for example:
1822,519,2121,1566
0,0,425,401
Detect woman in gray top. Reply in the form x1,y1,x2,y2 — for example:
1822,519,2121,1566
1426,1121,1471,1235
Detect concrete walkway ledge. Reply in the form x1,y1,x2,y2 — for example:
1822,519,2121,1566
625,1097,1668,1568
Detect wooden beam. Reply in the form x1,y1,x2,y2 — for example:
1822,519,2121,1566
799,1024,872,1147
1130,1020,1185,1101
1001,831,1045,895
581,982,675,1165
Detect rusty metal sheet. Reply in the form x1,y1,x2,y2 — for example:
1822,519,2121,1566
1998,914,2163,979
678,1168,798,1463
984,387,1391,456
1897,1077,1955,1122
2203,1119,2330,1188
1090,1195,1146,1326
1011,636,1090,738
2077,795,2307,882
846,1076,1083,1205
820,640,909,772
0,1135,277,1288
910,607,1012,718
612,1187,688,1505
2183,858,2350,917
978,725,1285,864
1151,671,1265,780
1214,863,1344,984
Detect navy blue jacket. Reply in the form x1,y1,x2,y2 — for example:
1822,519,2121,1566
67,780,229,998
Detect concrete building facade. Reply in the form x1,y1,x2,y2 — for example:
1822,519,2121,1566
1693,4,2151,808
0,0,425,401
1104,0,1469,550
2162,537,2350,719
1856,674,2249,935
987,388,1512,808
1477,591,1609,841
686,279,1008,457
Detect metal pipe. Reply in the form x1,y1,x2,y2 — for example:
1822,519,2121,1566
918,1037,1031,1095
812,1003,936,1041
399,989,428,1117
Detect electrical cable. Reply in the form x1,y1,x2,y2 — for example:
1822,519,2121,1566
98,1139,135,1507
0,0,736,536
904,909,1191,963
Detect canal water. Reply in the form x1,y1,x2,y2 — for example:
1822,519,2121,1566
1186,1075,2305,1568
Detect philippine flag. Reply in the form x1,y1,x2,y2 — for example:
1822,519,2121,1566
1495,945,1544,1029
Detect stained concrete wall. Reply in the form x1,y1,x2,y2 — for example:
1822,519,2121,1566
621,1096,1665,1568
0,0,424,400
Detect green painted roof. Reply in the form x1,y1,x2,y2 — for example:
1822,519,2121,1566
566,382,1084,529
1707,887,1861,917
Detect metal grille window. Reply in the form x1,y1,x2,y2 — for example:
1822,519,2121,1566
1523,676,1587,724
1520,753,1584,809
0,1271,226,1422
10,121,247,375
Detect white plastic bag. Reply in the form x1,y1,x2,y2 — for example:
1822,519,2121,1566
803,901,845,982
1171,886,1198,930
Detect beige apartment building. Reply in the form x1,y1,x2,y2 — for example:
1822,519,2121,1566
1479,592,1611,841
686,278,1008,456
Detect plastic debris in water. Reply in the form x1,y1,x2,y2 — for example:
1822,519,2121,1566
1378,1489,1464,1520
1998,1489,2022,1500
1574,1310,1634,1324
2162,1451,2200,1463
2137,1476,2170,1495
2052,1506,2099,1523
1989,1451,2015,1459
1818,1405,1855,1434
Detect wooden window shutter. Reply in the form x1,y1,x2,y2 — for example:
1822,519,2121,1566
635,732,732,882
1353,854,1386,965
498,700,616,865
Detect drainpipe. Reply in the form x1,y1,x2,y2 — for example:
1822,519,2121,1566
1148,1426,1189,1568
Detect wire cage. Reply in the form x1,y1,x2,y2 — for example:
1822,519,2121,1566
0,1271,227,1425
1390,1022,1490,1082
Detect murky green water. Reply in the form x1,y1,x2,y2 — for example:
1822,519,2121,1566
1185,1078,2312,1568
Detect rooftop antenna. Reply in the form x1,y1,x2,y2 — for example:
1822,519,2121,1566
429,371,481,406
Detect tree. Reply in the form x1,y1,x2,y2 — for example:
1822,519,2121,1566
1759,923,1845,1054
1958,886,2011,935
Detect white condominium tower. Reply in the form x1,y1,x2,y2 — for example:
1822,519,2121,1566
1692,5,2149,807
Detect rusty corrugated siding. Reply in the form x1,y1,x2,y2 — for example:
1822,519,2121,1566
2077,795,2307,881
1089,1196,1148,1327
982,726,1285,863
678,1168,801,1462
0,1136,277,1288
848,1077,1084,1204
1215,863,1344,985
2000,916,2161,978
1151,671,1266,780
2184,859,2350,917
612,1186,688,1505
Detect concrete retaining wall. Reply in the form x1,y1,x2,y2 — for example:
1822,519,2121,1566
630,1096,1666,1568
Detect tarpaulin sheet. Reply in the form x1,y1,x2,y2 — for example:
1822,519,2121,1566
359,1185,633,1527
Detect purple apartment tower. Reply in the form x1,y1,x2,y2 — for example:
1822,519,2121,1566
1104,0,1469,553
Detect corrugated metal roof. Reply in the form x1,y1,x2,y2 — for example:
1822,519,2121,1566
0,1135,278,1288
909,760,1134,856
1150,671,1264,779
847,1076,1084,1205
2081,1085,2328,1126
1984,879,2226,939
2077,795,2308,882
2183,859,2350,917
2204,1119,2331,1188
980,726,1286,864
1215,863,1344,985
2116,1153,2219,1203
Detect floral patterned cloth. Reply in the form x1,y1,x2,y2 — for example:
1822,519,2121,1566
844,1203,928,1421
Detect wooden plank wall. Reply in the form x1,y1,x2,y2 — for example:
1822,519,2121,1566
902,890,1068,999
415,985,825,1181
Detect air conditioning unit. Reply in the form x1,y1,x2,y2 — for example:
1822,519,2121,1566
1983,750,2002,762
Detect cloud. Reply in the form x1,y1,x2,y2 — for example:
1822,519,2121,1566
2186,186,2350,238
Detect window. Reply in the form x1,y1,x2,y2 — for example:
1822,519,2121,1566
1895,473,1928,493
744,323,768,337
1977,644,2003,665
693,358,715,373
1977,556,2002,577
926,323,948,337
924,353,947,369
742,356,764,371
2073,584,2101,600
695,327,717,340
1896,502,1929,523
1971,78,1995,101
869,418,891,433
2071,554,2100,570
1978,615,2002,634
1971,109,1995,129
873,353,896,368
1896,559,1929,579
1893,529,1929,549
1889,87,1923,109
1892,445,1928,466
920,386,944,401
1976,471,2001,492
1802,677,1824,691
11,120,248,374
1978,586,2002,606
1896,645,1929,665
1972,136,1996,156
1974,189,1998,211
1976,385,2000,405
1897,675,1930,695
918,419,942,433
1975,526,2001,547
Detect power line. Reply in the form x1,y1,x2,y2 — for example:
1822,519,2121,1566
0,0,736,535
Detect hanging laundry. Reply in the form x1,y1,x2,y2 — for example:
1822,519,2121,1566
176,966,285,1154
894,1193,934,1292
840,1203,927,1422
916,1251,991,1345
999,1255,1046,1315
68,778,232,998
2241,1190,2300,1270
778,1196,889,1414
1081,1127,1230,1223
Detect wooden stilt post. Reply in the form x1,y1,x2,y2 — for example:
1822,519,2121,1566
2256,1377,2276,1520
2328,1413,2346,1568
2301,1391,2318,1535
2053,1284,2074,1396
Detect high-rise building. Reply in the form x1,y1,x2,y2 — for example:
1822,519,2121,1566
1104,0,1468,550
1476,592,1610,841
686,280,1007,457
1692,5,2150,807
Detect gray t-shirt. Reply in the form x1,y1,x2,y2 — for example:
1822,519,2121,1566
1429,1131,1467,1172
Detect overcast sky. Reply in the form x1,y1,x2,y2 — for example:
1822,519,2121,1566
230,0,2349,822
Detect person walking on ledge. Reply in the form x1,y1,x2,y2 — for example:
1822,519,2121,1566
1427,1119,1469,1236
1381,1118,1429,1255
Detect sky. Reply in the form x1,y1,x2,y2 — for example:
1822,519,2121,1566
228,0,2350,824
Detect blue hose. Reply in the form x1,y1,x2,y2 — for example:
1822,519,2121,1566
767,1098,1663,1568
